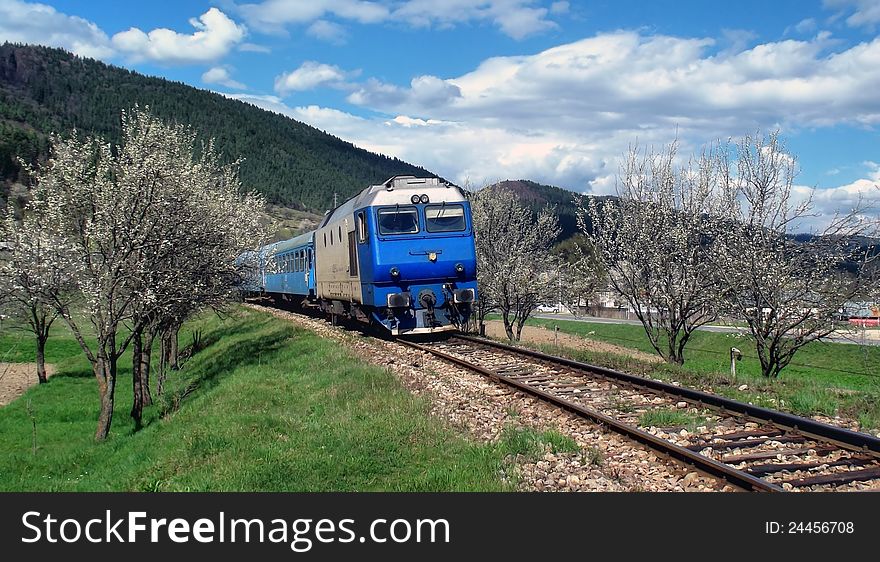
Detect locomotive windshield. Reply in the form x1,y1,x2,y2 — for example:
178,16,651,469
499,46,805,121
378,206,420,235
425,204,466,233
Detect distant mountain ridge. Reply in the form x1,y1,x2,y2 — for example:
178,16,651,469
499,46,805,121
0,43,432,211
487,179,614,241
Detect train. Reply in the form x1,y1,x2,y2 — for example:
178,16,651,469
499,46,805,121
243,176,478,335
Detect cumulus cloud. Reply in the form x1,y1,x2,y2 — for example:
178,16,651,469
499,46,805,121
348,31,880,133
239,42,271,52
865,160,880,182
112,8,246,64
202,66,247,89
550,1,569,15
824,0,880,29
235,30,880,230
306,19,348,44
236,0,388,34
347,75,462,113
234,0,561,39
0,0,113,59
793,18,817,34
791,178,880,232
273,61,353,94
391,0,557,39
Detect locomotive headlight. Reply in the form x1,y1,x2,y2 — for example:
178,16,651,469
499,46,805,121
419,194,430,204
455,262,465,274
410,194,420,204
390,266,400,278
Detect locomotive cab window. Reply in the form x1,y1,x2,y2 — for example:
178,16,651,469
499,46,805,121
425,204,466,233
377,206,419,235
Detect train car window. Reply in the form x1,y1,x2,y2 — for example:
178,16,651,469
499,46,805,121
330,230,334,245
294,251,299,272
323,232,327,247
377,206,419,235
425,204,466,233
356,212,367,243
307,249,312,270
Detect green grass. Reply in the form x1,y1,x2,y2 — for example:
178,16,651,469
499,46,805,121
497,316,880,431
497,425,579,458
638,409,709,431
0,306,519,491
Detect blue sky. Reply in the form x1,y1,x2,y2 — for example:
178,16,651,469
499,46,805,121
1,0,879,224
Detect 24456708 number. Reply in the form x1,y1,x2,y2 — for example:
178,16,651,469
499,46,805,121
765,521,854,534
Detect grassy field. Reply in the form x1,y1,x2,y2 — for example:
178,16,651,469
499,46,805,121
0,306,572,491
508,316,880,431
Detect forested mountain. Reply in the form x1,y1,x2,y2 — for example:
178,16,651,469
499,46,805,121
487,179,614,241
0,43,432,211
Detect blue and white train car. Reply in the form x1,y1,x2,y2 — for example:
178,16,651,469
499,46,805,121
261,232,316,303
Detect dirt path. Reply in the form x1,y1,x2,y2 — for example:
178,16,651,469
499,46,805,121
483,320,662,364
0,363,56,406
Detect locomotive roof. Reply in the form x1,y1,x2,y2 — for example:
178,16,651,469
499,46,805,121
320,176,467,227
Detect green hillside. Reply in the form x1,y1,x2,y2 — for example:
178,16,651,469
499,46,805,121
488,179,613,241
0,43,432,211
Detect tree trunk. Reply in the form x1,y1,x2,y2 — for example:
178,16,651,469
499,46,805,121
35,334,48,384
502,311,515,341
141,330,155,407
170,324,180,370
94,354,117,441
157,329,172,397
130,330,144,429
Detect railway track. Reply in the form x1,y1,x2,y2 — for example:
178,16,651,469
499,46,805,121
398,334,880,492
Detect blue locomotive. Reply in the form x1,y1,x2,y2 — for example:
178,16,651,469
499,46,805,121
247,176,478,335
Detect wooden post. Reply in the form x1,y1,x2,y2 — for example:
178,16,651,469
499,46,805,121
730,347,742,378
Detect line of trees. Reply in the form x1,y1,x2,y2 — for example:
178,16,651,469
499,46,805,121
583,131,879,377
0,107,269,439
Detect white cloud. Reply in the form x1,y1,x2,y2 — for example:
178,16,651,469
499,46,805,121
236,0,389,34
307,19,348,44
794,18,817,34
273,61,353,94
391,0,557,39
112,8,246,64
550,1,569,15
239,42,271,52
824,0,880,29
791,178,880,232
0,0,113,59
347,75,462,113
348,31,880,133
202,66,246,89
231,30,880,230
234,0,561,39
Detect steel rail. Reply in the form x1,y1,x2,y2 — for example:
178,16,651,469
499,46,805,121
398,338,783,492
455,334,880,458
